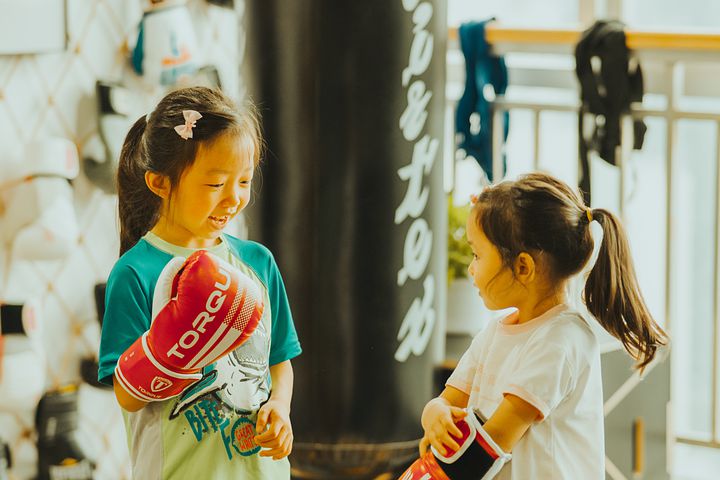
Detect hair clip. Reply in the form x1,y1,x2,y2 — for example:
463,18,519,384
470,194,479,205
174,110,202,140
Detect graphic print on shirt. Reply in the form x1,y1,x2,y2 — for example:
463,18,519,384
168,313,271,460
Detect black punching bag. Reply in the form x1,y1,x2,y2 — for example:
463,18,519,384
244,1,447,477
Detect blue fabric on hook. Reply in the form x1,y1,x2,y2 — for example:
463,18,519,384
455,20,509,182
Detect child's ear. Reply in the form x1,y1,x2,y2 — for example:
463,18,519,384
145,171,170,199
514,252,536,284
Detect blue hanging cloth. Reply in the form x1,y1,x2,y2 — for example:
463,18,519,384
455,20,509,182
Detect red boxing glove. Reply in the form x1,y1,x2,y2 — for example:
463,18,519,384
399,451,451,480
399,409,511,480
115,250,263,402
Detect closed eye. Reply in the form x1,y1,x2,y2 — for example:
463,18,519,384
206,183,224,188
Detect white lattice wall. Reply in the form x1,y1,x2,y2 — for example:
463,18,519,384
0,1,243,478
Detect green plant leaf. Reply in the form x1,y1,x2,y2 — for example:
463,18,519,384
447,195,474,284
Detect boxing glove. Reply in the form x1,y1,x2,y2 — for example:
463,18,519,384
115,250,263,402
0,438,9,480
399,409,510,480
80,283,110,390
36,386,94,480
0,138,79,260
0,301,45,412
131,3,200,87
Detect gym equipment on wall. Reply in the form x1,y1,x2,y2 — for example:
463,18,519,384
36,387,94,480
131,1,200,88
0,138,79,260
83,81,136,194
80,283,110,390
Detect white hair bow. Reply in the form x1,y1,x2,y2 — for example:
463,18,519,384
174,110,203,140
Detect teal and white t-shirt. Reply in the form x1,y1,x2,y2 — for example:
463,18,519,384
98,232,302,479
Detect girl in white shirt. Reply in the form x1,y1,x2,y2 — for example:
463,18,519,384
419,173,668,479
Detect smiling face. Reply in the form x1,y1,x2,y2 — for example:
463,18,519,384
150,132,254,248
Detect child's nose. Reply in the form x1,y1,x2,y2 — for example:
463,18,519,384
224,185,242,205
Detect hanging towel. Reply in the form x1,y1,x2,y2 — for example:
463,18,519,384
455,20,509,182
575,20,646,204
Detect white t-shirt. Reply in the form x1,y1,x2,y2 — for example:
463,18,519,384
447,304,605,480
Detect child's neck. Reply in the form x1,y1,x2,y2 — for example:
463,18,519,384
515,289,568,324
150,223,221,249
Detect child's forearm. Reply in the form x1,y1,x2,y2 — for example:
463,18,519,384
113,374,148,412
269,360,294,408
439,385,470,408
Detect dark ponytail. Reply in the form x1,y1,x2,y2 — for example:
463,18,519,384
117,115,160,255
585,208,668,370
474,172,667,371
115,87,263,256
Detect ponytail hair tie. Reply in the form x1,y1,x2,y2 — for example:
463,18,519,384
586,208,593,222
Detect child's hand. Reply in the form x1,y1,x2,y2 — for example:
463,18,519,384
418,435,431,456
254,399,293,460
420,398,467,456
